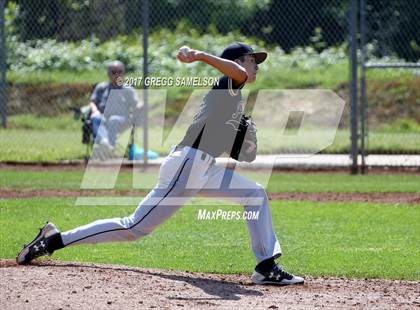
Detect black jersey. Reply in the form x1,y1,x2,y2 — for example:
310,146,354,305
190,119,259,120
178,76,246,157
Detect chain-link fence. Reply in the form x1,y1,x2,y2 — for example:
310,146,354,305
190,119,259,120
0,0,418,169
359,0,420,170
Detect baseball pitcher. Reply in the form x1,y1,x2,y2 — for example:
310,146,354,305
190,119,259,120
17,42,304,285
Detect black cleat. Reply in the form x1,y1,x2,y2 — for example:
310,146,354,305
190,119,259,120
16,222,59,265
251,264,304,285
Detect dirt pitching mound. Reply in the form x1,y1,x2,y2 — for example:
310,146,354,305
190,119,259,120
1,260,418,309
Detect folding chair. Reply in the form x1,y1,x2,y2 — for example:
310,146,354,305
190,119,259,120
71,105,93,162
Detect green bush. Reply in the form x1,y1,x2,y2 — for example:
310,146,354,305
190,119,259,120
7,24,350,74
8,21,416,83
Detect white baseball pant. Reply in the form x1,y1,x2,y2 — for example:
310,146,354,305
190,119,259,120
61,146,281,263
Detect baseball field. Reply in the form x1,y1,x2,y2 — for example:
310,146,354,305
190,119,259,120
1,1,419,309
1,166,419,308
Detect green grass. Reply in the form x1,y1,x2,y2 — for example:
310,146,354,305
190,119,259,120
7,69,107,85
0,198,418,280
1,169,419,193
0,129,87,161
6,114,81,131
1,115,419,161
251,61,416,90
7,62,415,89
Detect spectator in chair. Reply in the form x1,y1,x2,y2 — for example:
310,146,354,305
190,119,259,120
89,60,143,151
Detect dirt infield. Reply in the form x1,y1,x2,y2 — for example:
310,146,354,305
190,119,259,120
1,189,419,204
0,260,418,309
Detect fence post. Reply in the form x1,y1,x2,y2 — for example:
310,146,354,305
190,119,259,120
349,0,359,174
359,0,367,174
142,0,149,166
0,0,7,128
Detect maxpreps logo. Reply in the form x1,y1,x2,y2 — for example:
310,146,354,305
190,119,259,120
197,209,260,221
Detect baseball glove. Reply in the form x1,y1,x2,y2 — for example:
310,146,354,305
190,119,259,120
230,115,257,162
